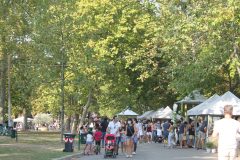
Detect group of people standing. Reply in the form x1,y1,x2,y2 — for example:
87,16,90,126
138,117,208,150
79,105,240,160
80,115,208,156
80,116,143,158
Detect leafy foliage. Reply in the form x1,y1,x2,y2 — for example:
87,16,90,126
0,0,239,125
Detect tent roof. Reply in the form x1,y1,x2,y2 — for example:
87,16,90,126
13,116,34,123
117,109,139,116
198,91,240,115
176,90,207,105
153,106,181,119
150,108,163,118
137,110,155,119
143,109,160,119
187,94,220,116
152,107,170,119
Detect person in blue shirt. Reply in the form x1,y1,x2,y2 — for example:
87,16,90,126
179,121,187,148
162,121,170,139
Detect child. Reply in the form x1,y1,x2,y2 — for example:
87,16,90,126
84,131,93,155
120,122,127,153
156,126,163,143
167,122,176,148
94,127,102,154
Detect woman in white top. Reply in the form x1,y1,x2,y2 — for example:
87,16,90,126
137,121,143,143
84,131,93,155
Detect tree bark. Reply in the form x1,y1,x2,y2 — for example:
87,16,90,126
22,108,27,130
65,116,71,132
71,113,79,134
0,53,7,124
233,43,240,76
79,88,93,127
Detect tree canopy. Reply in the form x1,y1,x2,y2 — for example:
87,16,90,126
0,0,239,130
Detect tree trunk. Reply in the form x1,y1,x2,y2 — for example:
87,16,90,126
233,43,240,76
0,53,7,124
22,108,27,130
65,116,71,132
79,88,93,127
71,113,79,134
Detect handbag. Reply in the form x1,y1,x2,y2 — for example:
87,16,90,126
132,135,138,143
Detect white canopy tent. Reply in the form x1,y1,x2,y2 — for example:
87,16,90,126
197,91,240,116
13,116,34,123
117,109,139,116
187,94,220,116
153,106,181,119
150,108,164,119
137,110,155,119
144,110,158,119
176,90,207,105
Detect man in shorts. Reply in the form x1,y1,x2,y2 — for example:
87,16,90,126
107,116,121,155
212,105,240,160
178,121,187,148
198,118,207,149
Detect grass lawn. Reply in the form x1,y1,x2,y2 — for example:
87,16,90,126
0,131,81,160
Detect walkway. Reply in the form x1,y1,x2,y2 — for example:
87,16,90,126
61,143,218,160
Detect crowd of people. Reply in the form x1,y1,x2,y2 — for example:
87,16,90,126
79,105,240,160
78,114,210,158
80,116,141,158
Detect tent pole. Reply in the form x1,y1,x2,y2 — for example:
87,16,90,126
194,115,197,148
205,115,209,144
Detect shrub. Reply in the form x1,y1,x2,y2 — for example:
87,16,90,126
33,113,52,127
205,142,214,149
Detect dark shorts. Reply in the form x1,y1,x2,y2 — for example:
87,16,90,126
102,132,106,140
116,137,121,145
95,141,101,146
163,131,169,139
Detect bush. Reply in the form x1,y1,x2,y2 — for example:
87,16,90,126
205,142,214,149
33,113,52,127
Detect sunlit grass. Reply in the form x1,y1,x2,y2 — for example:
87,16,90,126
0,132,80,160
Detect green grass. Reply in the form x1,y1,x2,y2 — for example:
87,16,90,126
0,132,81,160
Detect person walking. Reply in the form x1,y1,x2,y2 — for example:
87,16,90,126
178,121,187,148
137,120,144,143
125,118,134,158
212,105,240,160
107,116,121,155
163,120,170,140
197,118,207,150
100,117,108,148
132,118,139,155
167,122,175,148
94,127,102,154
187,121,195,148
120,121,127,154
84,131,93,155
146,121,152,143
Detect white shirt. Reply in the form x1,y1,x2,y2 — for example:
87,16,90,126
86,133,93,142
108,121,121,137
137,123,143,132
213,118,240,149
157,129,162,136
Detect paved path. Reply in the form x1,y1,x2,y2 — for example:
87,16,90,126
69,143,218,160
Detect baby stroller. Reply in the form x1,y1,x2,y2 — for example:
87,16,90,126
104,134,116,158
155,136,163,143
